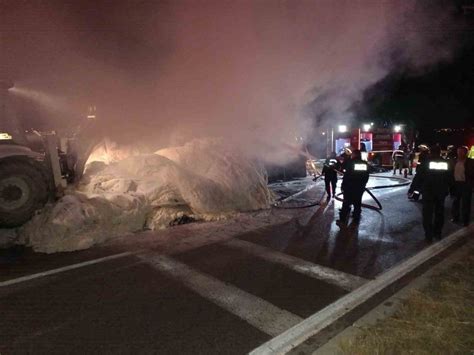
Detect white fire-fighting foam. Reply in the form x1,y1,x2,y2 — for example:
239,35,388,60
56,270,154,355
18,139,274,253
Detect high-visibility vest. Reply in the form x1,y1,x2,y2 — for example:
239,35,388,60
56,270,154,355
428,161,448,171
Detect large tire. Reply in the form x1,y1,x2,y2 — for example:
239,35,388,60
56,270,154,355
0,159,49,228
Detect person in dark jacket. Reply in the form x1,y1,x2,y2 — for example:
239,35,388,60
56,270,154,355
417,145,451,241
450,146,474,226
406,146,415,176
339,147,352,172
392,149,405,175
336,149,369,226
322,152,341,200
408,147,430,201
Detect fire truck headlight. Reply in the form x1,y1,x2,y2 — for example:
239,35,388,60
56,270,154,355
338,125,347,133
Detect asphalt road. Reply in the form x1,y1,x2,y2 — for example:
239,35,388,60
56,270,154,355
0,176,470,354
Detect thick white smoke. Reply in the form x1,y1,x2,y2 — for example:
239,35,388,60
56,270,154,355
1,0,462,162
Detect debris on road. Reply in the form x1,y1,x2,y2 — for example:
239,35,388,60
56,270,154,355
17,139,274,253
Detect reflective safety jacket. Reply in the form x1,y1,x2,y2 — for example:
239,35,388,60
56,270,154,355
392,149,405,161
322,158,341,179
341,159,369,192
417,157,452,198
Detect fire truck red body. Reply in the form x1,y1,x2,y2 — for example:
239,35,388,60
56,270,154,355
335,127,403,166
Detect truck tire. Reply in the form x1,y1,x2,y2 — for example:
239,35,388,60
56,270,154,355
0,159,49,228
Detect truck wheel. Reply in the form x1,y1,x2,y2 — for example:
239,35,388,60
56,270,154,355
0,160,49,228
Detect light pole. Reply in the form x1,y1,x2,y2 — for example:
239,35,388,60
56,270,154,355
331,127,334,154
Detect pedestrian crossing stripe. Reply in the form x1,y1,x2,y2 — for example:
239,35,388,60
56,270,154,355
138,254,302,336
225,239,367,291
429,161,448,170
354,164,367,171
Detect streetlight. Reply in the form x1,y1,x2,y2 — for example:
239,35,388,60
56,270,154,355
394,125,402,132
363,124,371,131
338,124,347,133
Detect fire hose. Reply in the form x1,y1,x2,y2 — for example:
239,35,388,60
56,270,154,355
333,174,412,211
272,175,326,209
274,173,411,210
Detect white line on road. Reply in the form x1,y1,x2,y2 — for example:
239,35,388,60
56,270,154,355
138,253,303,337
225,239,367,291
249,225,473,355
0,252,133,287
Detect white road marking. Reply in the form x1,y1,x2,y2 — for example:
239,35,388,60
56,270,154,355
138,253,303,337
225,239,367,291
249,225,473,355
0,252,133,287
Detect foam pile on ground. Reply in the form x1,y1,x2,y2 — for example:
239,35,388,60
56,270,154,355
19,138,273,253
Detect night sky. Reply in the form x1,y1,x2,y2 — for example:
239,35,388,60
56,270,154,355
355,1,474,143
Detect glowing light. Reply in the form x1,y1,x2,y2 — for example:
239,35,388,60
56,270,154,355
87,105,97,120
0,132,13,140
338,125,347,133
363,124,371,131
429,162,448,170
394,125,402,132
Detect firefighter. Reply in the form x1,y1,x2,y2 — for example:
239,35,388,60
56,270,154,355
450,146,474,226
392,148,405,175
408,145,430,200
339,147,352,171
336,149,369,226
408,148,430,201
322,152,341,200
407,146,416,176
417,145,451,241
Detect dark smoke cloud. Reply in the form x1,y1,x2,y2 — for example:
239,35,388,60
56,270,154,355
0,0,463,163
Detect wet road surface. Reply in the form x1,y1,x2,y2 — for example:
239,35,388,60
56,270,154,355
1,175,471,354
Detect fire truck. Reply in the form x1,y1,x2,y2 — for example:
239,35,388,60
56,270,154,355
334,125,406,167
0,80,97,227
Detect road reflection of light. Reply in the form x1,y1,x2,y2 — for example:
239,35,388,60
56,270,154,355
329,220,340,236
327,209,398,245
357,233,397,244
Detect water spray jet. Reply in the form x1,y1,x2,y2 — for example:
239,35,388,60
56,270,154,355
8,86,72,116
